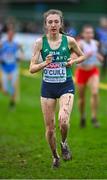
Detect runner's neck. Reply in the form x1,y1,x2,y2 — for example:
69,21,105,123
47,33,61,42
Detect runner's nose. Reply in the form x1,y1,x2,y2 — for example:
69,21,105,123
51,21,56,27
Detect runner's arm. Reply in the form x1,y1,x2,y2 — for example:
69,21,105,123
18,44,24,61
67,37,86,66
29,39,52,73
96,41,104,62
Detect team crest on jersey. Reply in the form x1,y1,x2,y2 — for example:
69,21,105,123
62,47,66,51
44,49,49,53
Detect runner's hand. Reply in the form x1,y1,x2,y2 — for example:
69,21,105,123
45,54,53,65
66,58,75,67
86,51,93,58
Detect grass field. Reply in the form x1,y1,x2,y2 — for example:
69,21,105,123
0,63,107,179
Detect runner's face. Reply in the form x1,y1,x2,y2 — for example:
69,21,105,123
45,14,61,35
83,28,94,40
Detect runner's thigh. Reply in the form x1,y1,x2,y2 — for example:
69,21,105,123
59,93,74,124
88,75,99,94
41,97,57,126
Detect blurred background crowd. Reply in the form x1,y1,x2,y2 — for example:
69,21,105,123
0,0,107,34
0,0,107,67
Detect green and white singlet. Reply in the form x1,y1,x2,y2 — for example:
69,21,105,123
41,34,72,83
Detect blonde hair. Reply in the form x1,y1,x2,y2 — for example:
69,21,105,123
43,9,64,33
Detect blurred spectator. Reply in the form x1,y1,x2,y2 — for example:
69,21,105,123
3,16,23,33
0,17,4,39
26,21,40,33
0,17,3,91
0,32,2,91
0,28,24,109
65,20,77,37
21,21,41,34
3,16,16,32
21,21,29,33
75,25,103,128
96,17,107,73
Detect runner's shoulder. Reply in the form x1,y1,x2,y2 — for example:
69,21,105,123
67,36,77,44
92,39,99,47
66,35,77,49
34,37,42,50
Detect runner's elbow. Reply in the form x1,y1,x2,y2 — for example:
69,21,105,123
29,64,39,73
82,54,86,61
29,65,36,74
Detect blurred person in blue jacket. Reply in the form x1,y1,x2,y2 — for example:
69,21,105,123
96,17,107,73
0,40,2,92
0,28,23,108
0,26,3,92
65,21,77,37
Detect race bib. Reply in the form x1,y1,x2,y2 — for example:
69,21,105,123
43,62,67,83
3,53,15,64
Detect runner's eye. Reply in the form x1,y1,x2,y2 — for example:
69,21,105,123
54,20,59,24
48,20,59,24
48,20,53,24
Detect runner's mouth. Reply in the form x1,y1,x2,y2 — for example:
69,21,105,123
51,29,57,32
